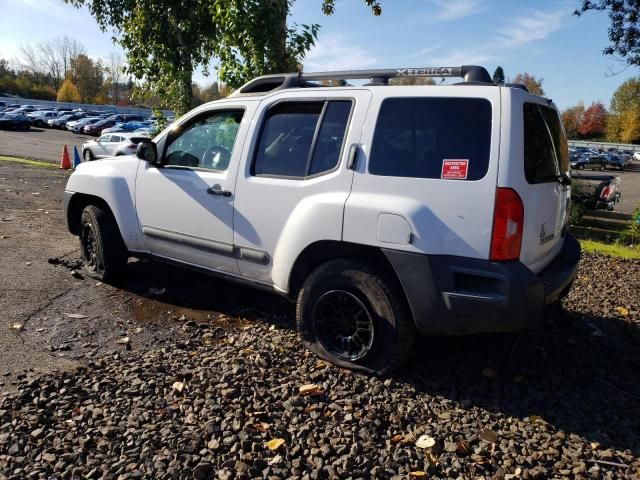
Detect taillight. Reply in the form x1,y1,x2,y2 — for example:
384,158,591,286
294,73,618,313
490,188,524,261
126,144,136,149
600,185,610,200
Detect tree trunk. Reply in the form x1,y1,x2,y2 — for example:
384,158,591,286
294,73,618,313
271,0,288,72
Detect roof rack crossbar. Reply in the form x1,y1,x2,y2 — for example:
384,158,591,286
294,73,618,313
300,65,491,83
233,65,492,95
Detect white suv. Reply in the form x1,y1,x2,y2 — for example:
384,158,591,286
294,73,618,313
63,66,580,373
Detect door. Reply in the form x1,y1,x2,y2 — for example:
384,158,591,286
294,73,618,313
517,101,570,272
95,135,112,157
135,104,254,274
106,135,122,156
233,90,372,284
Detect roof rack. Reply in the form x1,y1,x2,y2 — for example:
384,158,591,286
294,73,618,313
232,65,493,96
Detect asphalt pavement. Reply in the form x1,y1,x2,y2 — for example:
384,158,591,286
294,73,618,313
0,127,92,165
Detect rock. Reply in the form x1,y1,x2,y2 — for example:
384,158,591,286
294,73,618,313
193,462,211,480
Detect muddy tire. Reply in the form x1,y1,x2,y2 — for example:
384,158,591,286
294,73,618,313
296,259,415,375
79,205,127,282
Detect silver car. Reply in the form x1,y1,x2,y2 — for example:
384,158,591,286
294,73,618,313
82,133,149,161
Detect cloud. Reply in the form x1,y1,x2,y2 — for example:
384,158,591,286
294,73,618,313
303,34,379,71
430,47,495,67
429,0,486,21
14,0,67,17
498,9,566,46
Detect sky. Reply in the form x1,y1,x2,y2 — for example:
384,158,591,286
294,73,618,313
1,0,638,110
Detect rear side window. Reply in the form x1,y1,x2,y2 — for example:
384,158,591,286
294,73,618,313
523,103,568,183
369,97,492,180
253,100,352,178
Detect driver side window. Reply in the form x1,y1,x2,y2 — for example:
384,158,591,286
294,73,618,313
164,110,244,171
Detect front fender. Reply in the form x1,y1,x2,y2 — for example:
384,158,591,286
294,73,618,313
64,157,146,251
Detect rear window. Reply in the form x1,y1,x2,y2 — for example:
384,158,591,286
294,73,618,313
369,97,492,180
523,103,568,184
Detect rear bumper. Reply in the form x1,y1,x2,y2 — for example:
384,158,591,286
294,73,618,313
383,234,581,335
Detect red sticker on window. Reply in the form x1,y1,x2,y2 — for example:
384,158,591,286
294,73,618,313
441,159,469,179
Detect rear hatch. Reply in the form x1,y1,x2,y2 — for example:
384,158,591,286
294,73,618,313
501,92,570,273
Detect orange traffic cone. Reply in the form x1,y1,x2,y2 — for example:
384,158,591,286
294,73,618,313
60,145,71,169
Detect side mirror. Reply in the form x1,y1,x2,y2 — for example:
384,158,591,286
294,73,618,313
136,141,159,164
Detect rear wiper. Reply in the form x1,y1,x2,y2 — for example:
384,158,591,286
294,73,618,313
540,173,571,186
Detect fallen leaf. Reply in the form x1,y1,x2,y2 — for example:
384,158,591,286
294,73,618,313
10,323,23,330
415,435,436,449
425,451,439,466
172,381,185,393
265,438,285,451
616,306,629,316
390,434,404,444
116,337,130,345
251,422,271,432
479,429,498,443
527,415,543,423
409,472,427,478
64,313,89,319
298,384,323,396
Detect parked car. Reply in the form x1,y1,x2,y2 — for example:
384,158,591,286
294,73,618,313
48,113,87,129
82,133,150,160
634,151,640,161
0,113,32,130
570,154,607,171
101,120,152,134
69,117,102,133
572,174,621,210
604,153,629,171
63,65,581,373
27,110,59,127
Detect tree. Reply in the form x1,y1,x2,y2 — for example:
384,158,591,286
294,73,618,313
492,66,505,84
562,101,585,139
71,54,104,103
607,77,640,142
57,78,81,102
63,0,383,115
389,77,436,86
511,73,544,95
575,1,640,67
579,101,607,139
106,52,125,104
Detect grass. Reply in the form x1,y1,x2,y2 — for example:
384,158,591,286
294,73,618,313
580,239,640,259
0,156,58,168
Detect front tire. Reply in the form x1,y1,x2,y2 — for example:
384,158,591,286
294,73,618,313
296,259,415,375
79,205,127,282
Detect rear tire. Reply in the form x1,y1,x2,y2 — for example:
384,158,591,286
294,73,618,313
296,259,415,375
79,205,127,282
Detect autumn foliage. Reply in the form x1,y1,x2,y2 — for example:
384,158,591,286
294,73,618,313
578,102,607,139
56,78,81,103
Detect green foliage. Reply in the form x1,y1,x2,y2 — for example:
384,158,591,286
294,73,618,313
0,59,56,100
580,239,640,259
626,206,640,246
492,66,505,84
575,1,640,68
64,0,384,114
70,54,104,103
568,180,586,225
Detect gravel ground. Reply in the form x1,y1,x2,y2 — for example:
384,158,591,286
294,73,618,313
1,253,639,479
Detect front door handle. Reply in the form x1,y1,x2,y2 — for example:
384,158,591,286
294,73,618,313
206,184,232,197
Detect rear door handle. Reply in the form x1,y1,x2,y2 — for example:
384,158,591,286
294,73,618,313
206,184,232,197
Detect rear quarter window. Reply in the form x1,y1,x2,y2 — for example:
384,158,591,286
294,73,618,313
523,103,568,183
369,97,492,180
